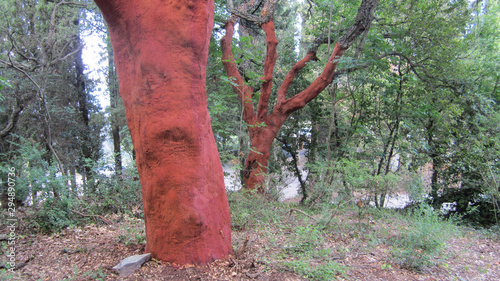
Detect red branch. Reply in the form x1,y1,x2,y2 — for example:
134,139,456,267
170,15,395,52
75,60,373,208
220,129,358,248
276,52,318,106
221,21,257,125
257,21,278,120
222,20,347,134
274,43,346,117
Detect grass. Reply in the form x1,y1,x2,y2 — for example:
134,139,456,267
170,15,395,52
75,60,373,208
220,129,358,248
389,204,460,271
229,192,468,279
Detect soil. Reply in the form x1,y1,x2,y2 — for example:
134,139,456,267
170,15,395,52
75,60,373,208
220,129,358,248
2,208,499,281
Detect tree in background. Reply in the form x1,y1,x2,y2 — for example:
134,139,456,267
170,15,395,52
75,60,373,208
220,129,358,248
221,0,380,192
0,0,103,200
93,0,232,264
105,33,126,176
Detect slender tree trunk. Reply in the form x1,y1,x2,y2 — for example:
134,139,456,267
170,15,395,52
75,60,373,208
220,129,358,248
0,104,22,138
278,137,307,203
107,36,122,176
94,0,231,264
238,134,247,186
326,84,339,162
425,117,442,209
70,165,77,197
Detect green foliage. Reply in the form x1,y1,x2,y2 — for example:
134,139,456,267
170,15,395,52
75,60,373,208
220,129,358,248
34,197,76,233
227,190,281,230
85,163,142,216
390,204,459,271
117,216,147,246
306,157,422,209
1,134,142,233
0,269,20,280
275,212,348,280
0,76,11,101
285,260,346,281
1,134,69,205
281,225,324,255
79,267,107,281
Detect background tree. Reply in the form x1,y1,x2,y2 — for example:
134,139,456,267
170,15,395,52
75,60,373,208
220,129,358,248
221,0,380,192
0,0,103,202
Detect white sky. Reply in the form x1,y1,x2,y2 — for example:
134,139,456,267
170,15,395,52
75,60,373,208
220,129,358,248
82,31,109,110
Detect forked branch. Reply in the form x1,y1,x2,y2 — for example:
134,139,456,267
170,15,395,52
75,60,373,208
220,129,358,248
223,0,380,128
274,0,380,117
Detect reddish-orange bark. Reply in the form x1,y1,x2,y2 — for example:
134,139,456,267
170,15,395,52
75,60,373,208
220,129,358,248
93,0,231,264
221,19,348,191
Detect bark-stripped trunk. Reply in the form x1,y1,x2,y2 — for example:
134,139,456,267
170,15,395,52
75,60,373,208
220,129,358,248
93,0,231,264
221,0,379,191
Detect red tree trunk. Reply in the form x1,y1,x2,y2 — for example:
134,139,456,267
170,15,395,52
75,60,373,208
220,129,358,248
243,127,277,193
93,0,231,264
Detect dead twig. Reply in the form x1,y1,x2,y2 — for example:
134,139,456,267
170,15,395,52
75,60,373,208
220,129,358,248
70,209,112,225
236,236,250,258
323,197,358,229
246,270,264,279
288,208,318,222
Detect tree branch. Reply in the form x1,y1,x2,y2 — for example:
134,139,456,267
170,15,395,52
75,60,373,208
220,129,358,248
256,21,278,120
339,0,380,48
228,0,278,25
276,43,346,116
0,104,23,138
49,43,84,67
307,28,348,54
276,52,318,106
70,209,112,225
273,0,380,116
380,52,463,94
1,51,66,178
221,21,257,125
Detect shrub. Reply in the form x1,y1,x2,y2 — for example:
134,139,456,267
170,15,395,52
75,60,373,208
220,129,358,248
34,197,76,233
390,204,459,271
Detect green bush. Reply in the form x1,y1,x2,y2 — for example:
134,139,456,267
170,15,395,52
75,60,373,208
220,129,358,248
34,197,76,233
85,167,142,216
390,204,459,271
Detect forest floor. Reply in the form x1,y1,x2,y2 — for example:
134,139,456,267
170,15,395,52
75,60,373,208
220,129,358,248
1,197,500,281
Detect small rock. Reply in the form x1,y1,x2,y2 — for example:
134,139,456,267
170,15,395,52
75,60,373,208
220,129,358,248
112,253,151,277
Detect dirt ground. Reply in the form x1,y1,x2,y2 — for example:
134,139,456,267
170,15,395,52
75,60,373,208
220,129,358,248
2,209,500,281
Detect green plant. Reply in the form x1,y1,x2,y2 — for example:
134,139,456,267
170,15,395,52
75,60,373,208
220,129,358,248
82,266,107,280
117,216,146,245
0,269,20,280
381,263,392,270
227,190,280,230
390,204,459,271
283,225,324,255
34,197,76,233
285,260,346,281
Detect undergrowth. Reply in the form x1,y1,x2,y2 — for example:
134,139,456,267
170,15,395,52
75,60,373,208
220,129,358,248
389,204,460,271
229,193,466,279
